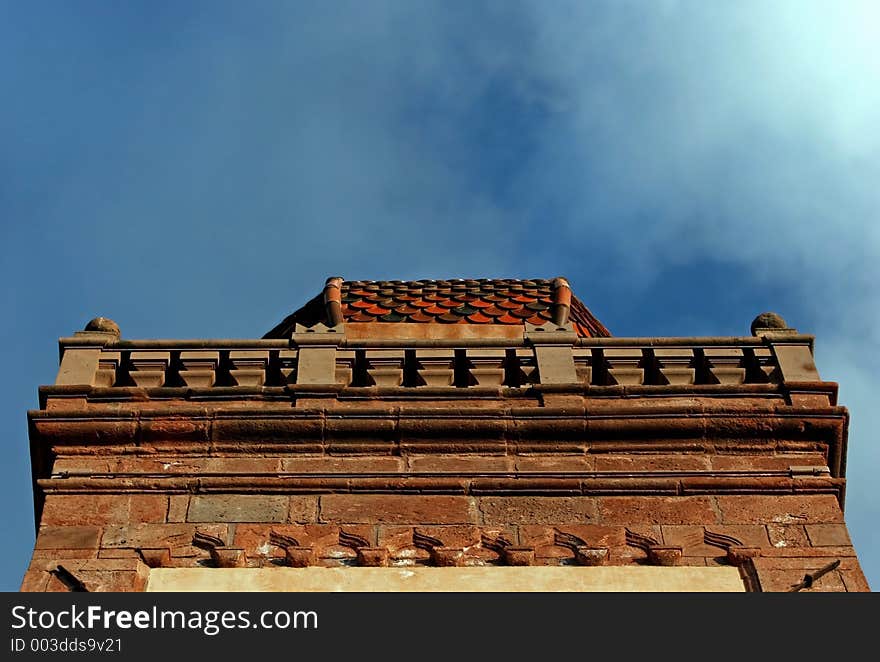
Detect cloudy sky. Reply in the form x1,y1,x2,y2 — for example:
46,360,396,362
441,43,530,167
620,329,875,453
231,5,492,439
1,1,877,591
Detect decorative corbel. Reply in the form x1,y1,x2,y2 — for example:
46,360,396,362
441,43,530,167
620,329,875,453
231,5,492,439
625,528,681,567
413,530,464,566
137,547,172,568
339,530,388,567
554,531,608,566
269,531,314,568
192,531,246,568
704,530,761,566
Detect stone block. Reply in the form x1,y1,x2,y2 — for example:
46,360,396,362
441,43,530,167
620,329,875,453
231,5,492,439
534,345,578,384
716,495,844,524
320,495,478,524
187,495,290,523
514,455,593,472
773,344,820,382
767,524,809,548
282,457,403,473
594,454,710,472
296,346,337,385
288,496,320,523
479,497,599,525
805,524,852,547
599,497,718,525
55,348,99,386
167,496,189,523
409,455,513,472
35,526,101,550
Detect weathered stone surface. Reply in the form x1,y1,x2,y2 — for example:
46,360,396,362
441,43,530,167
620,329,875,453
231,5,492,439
594,455,710,472
840,568,871,592
479,497,598,525
701,524,770,548
281,457,403,473
519,524,625,548
716,495,844,524
598,497,718,525
409,455,514,472
19,570,50,592
805,523,852,547
187,496,290,523
754,564,847,592
514,455,593,471
24,312,866,592
709,453,828,471
35,526,101,549
101,523,225,549
320,495,478,524
167,496,189,523
660,526,724,557
288,497,320,523
767,524,809,548
146,565,746,592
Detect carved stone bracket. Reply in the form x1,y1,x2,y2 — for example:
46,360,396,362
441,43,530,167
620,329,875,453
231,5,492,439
137,547,171,569
704,530,761,566
625,528,681,566
192,531,246,568
269,530,314,567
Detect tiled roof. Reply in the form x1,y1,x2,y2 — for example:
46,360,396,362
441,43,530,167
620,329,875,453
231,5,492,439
264,278,611,338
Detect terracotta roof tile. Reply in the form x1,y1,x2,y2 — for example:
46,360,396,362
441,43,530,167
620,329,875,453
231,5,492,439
409,311,435,323
264,277,611,338
468,299,494,309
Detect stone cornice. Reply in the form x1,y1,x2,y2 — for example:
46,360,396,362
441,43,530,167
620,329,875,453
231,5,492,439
28,403,848,475
37,473,843,499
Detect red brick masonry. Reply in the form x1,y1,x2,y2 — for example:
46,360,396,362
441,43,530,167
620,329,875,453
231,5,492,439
21,295,869,592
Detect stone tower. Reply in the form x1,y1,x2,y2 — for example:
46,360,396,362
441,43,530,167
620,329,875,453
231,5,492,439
22,277,869,592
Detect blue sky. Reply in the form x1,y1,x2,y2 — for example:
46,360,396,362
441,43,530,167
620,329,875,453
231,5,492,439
1,1,877,591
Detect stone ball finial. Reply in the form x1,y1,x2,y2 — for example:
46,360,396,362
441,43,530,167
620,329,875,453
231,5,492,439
84,316,121,337
751,312,787,336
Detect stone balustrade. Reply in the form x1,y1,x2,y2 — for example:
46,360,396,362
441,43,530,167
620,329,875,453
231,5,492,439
51,324,822,392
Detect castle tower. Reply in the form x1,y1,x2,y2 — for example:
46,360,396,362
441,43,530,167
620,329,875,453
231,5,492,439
22,277,869,592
